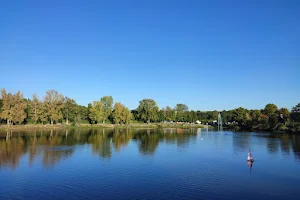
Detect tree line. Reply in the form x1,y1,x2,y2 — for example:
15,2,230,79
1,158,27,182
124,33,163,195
0,88,299,133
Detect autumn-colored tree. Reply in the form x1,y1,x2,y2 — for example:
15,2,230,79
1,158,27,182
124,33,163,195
100,96,113,123
89,101,103,124
112,102,132,124
122,107,133,124
0,89,27,125
31,94,42,124
39,102,49,124
43,90,64,125
0,89,13,125
112,102,123,124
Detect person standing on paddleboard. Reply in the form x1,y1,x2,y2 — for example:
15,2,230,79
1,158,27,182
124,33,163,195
247,149,253,161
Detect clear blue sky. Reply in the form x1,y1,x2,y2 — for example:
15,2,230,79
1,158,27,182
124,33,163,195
0,0,299,111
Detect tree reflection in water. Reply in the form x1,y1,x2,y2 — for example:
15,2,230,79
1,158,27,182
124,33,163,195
1,129,300,170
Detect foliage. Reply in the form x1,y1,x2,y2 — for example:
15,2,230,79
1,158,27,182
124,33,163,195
62,97,77,124
161,106,175,122
100,96,113,123
0,89,27,125
89,101,103,124
136,99,159,123
43,90,64,125
31,94,42,124
76,105,89,123
112,103,123,124
264,103,278,115
174,103,189,122
0,87,299,133
291,103,300,122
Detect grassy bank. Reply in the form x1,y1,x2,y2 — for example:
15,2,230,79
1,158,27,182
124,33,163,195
0,123,207,131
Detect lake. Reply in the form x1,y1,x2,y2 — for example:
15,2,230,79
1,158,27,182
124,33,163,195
1,128,300,200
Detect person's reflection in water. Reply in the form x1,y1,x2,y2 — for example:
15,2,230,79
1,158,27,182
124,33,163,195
247,160,253,176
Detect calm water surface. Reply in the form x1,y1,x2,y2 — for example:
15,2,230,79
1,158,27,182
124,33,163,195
1,128,300,200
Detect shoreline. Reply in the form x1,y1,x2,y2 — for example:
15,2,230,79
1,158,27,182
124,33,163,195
0,123,207,131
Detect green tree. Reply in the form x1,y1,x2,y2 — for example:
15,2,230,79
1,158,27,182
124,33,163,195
76,105,89,123
87,103,93,124
278,108,290,124
112,103,133,124
43,90,64,125
162,106,175,122
122,107,133,124
136,99,159,123
112,102,123,124
187,110,197,123
264,103,278,116
62,97,77,124
250,109,261,126
232,107,251,126
157,110,165,122
24,98,33,124
89,101,103,124
269,113,279,130
174,103,188,122
100,96,113,123
291,103,300,122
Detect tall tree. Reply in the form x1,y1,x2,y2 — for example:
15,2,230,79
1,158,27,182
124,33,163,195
62,97,77,124
39,102,48,124
157,110,165,122
0,89,12,125
0,89,27,125
87,103,93,124
174,103,189,122
162,106,176,122
188,110,197,123
89,101,103,124
76,105,89,124
122,107,133,124
100,96,113,123
112,103,123,124
43,90,64,125
31,94,42,124
112,102,132,124
136,99,159,123
12,91,27,125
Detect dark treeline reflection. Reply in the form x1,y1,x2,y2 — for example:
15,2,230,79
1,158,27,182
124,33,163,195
0,128,198,169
